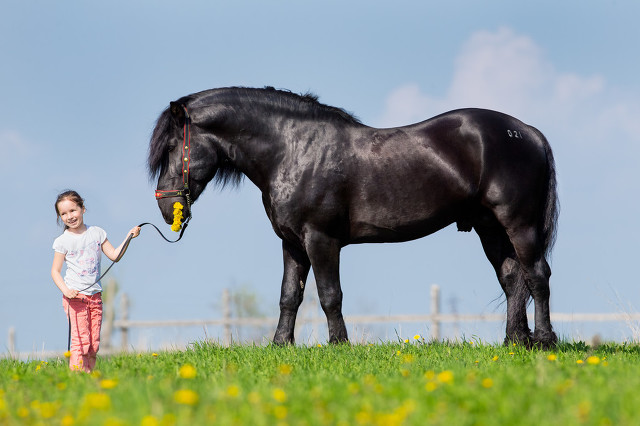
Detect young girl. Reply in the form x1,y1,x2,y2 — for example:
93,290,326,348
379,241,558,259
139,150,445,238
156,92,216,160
51,190,140,372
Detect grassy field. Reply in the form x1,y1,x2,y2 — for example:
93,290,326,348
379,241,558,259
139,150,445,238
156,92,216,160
2,339,640,425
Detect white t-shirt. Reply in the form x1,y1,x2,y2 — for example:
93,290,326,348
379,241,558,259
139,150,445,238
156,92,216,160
52,225,107,295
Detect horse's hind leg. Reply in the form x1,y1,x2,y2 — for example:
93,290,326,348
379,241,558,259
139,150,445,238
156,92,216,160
273,240,311,345
508,227,557,348
475,224,532,345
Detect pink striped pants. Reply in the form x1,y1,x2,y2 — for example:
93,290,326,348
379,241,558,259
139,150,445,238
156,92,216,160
63,293,103,372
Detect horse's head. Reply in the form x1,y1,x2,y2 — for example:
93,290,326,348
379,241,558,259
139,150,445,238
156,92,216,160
148,101,220,225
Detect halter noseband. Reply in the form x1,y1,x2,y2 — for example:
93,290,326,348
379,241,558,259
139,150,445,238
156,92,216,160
154,104,193,217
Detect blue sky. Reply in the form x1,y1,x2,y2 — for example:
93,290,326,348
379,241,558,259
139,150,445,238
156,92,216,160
2,1,640,353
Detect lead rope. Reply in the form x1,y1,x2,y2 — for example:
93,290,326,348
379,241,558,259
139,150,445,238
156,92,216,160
66,217,191,351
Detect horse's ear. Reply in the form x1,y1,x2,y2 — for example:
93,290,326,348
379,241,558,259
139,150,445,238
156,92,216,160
169,102,186,126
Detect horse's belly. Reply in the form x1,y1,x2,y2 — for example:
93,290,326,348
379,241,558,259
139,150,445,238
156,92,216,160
348,210,458,244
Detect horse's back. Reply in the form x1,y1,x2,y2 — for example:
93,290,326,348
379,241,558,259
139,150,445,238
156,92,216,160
344,109,550,243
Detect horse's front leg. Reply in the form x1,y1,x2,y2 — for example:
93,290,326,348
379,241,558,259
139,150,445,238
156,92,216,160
273,240,311,345
305,231,348,343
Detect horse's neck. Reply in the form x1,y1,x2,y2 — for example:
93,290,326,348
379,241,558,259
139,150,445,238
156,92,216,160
219,114,287,191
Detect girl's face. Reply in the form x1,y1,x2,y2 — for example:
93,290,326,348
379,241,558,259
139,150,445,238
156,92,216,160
56,199,86,232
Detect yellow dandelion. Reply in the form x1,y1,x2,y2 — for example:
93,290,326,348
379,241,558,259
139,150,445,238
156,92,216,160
141,415,159,426
577,400,591,421
171,202,184,232
356,410,373,424
317,343,322,347
100,379,118,389
278,364,293,375
152,353,158,358
173,389,199,405
273,405,288,419
424,370,435,380
17,406,29,418
162,414,177,425
576,359,584,364
248,392,261,404
437,370,454,384
509,352,515,356
555,379,574,395
272,388,287,403
40,402,58,419
84,393,111,410
364,374,377,385
492,355,499,362
403,354,415,364
547,354,558,361
413,334,421,340
587,356,601,365
178,364,197,379
425,382,438,392
64,351,71,358
61,414,74,426
226,385,240,398
481,378,494,388
404,339,409,343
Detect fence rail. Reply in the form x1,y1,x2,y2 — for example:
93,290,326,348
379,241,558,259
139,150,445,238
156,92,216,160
5,285,640,359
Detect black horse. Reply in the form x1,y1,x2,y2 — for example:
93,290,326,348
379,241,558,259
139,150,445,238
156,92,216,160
148,87,559,347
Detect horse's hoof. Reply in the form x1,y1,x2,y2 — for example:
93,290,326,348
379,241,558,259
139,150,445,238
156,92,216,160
504,330,533,348
272,333,295,346
328,335,350,344
532,330,558,349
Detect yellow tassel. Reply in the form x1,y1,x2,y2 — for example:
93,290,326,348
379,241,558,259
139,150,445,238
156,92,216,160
171,202,184,232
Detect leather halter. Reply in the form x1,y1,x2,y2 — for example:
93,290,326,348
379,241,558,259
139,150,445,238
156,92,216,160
154,105,193,212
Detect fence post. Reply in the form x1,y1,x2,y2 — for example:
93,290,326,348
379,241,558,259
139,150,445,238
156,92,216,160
8,326,15,358
222,288,231,346
430,285,441,341
102,279,116,350
120,293,129,351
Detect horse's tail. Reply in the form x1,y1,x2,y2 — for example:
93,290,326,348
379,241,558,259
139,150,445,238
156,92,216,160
537,129,559,259
510,129,558,331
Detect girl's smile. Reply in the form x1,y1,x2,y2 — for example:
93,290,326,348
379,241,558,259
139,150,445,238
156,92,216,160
56,199,86,233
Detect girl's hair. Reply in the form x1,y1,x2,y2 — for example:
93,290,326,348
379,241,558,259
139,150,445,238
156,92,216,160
55,190,85,229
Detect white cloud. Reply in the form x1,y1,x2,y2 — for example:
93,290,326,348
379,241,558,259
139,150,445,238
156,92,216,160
377,27,610,132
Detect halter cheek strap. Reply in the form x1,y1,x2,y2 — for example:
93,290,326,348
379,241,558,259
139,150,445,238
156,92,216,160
155,105,193,209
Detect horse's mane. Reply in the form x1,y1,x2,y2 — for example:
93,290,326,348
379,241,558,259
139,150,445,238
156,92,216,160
147,87,361,185
259,86,361,124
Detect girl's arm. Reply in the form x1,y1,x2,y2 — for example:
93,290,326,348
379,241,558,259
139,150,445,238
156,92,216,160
101,226,141,262
51,251,78,298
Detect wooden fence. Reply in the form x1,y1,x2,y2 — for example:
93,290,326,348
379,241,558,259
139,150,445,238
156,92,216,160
6,285,640,359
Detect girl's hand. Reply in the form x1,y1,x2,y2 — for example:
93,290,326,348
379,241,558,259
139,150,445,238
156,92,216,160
129,226,141,238
63,288,79,299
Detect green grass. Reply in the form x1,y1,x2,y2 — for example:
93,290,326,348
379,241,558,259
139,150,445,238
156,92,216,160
2,340,640,425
